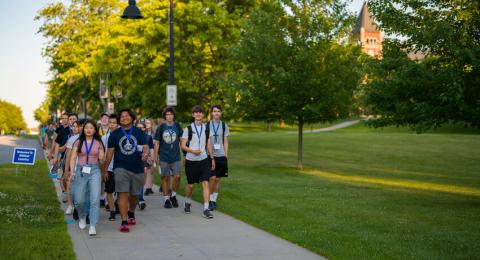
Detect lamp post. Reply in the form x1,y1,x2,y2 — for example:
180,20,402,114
83,76,87,120
122,0,177,106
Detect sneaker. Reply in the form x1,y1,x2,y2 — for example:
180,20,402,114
120,224,129,233
145,188,154,195
164,199,173,209
109,211,116,221
61,192,67,203
208,201,214,211
105,204,110,211
79,217,87,230
65,205,74,215
184,202,191,214
128,218,136,225
212,201,217,210
203,209,214,219
89,226,96,236
100,199,105,208
171,196,178,208
73,208,79,220
139,201,147,211
86,215,90,225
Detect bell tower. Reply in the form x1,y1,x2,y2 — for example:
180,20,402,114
355,2,382,58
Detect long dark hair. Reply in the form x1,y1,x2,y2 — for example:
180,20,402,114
76,120,104,154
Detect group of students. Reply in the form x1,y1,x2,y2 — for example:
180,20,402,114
46,105,230,236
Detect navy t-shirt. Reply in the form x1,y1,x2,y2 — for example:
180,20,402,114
154,122,183,163
108,126,146,174
146,134,154,149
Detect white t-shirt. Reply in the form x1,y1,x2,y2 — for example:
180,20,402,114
66,134,79,149
181,123,208,161
102,132,114,171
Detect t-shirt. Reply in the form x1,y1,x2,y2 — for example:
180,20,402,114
146,134,154,150
99,126,110,137
66,134,80,149
181,123,208,161
154,122,183,163
107,126,146,174
102,133,114,172
46,128,55,141
74,139,104,165
55,126,72,147
209,120,230,157
55,125,64,135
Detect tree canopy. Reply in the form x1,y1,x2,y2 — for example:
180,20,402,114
0,100,27,134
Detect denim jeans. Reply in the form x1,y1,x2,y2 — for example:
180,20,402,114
73,164,101,227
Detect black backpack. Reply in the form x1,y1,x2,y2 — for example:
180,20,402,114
184,121,225,155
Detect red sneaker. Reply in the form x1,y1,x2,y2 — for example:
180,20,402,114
120,224,129,233
128,218,136,225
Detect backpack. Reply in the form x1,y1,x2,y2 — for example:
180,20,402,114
184,121,225,155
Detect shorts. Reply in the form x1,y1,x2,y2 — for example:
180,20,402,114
114,168,145,196
160,161,182,177
185,159,211,184
211,156,229,178
104,171,115,193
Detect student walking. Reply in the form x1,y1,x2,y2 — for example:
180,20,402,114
180,105,215,219
69,120,105,236
101,114,118,220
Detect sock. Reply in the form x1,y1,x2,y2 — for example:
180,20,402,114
121,220,128,226
171,191,177,197
213,192,218,202
164,195,170,201
204,203,209,210
128,211,135,219
209,194,214,201
185,198,191,204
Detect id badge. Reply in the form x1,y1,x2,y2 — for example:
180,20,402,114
214,144,221,150
82,166,91,174
136,145,143,152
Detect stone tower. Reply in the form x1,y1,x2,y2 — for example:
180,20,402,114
355,2,382,58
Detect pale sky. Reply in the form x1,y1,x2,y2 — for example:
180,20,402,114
0,0,365,128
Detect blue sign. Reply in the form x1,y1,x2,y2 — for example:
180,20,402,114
12,148,36,165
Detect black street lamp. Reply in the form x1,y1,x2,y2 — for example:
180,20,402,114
122,0,177,106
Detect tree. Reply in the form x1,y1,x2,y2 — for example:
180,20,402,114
231,0,363,169
34,99,51,125
364,0,480,131
0,100,27,134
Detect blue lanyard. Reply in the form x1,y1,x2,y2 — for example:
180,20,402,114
212,120,221,143
84,139,95,164
193,123,203,147
120,127,134,143
101,127,109,136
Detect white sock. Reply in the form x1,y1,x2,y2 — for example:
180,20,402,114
171,191,177,197
213,192,218,202
209,194,214,201
204,203,209,210
185,198,191,204
164,195,170,201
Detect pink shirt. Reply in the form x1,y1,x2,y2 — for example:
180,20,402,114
74,139,103,165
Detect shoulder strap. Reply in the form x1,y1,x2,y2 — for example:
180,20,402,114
205,122,210,142
187,125,193,146
222,122,226,140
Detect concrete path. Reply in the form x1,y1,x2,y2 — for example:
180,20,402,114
289,120,361,134
0,135,44,163
45,155,324,259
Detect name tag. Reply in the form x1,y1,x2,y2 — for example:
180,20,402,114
136,145,143,152
82,166,91,174
214,144,221,150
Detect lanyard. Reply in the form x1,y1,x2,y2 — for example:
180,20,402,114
193,123,203,147
101,127,109,136
84,139,95,164
120,127,134,143
212,120,221,143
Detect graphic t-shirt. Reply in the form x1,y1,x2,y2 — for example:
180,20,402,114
181,123,208,162
107,126,146,173
154,122,183,163
208,120,230,157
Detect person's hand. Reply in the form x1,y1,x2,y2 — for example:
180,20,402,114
103,172,109,182
210,158,216,171
155,158,159,166
191,149,202,156
142,152,148,161
69,173,75,182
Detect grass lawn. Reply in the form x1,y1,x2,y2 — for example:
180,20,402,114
162,122,480,259
0,160,75,259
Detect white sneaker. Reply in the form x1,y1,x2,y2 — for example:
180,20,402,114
79,217,87,230
89,226,96,236
65,205,74,215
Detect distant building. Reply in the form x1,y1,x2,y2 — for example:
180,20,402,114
355,2,382,58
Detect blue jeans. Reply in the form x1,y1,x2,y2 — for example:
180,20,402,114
73,164,101,226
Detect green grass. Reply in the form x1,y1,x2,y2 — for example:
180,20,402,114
0,161,75,260
166,122,480,259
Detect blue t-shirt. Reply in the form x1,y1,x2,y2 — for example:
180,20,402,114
108,126,146,174
146,134,154,149
154,122,183,163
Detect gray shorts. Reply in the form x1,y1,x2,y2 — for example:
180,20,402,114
159,161,182,176
114,168,145,196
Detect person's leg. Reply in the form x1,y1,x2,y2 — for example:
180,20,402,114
202,180,210,205
118,192,129,222
88,166,101,229
129,171,144,221
73,171,87,218
145,166,153,190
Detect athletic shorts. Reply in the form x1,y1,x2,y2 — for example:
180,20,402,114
211,156,229,178
185,159,211,184
104,171,115,193
114,168,144,196
160,161,182,177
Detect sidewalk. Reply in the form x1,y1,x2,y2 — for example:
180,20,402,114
49,166,323,259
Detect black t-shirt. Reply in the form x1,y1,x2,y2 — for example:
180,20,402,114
55,125,64,135
154,122,183,163
55,126,72,147
107,126,147,174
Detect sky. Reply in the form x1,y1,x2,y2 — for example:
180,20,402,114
0,0,365,128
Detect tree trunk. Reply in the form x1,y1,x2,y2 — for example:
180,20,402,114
297,118,304,170
267,121,272,132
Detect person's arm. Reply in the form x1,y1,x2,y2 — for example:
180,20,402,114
69,147,78,182
64,148,72,179
154,140,160,164
48,133,57,158
98,144,105,165
43,135,48,149
103,148,114,182
207,137,216,170
180,138,190,153
224,136,229,159
58,144,67,153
